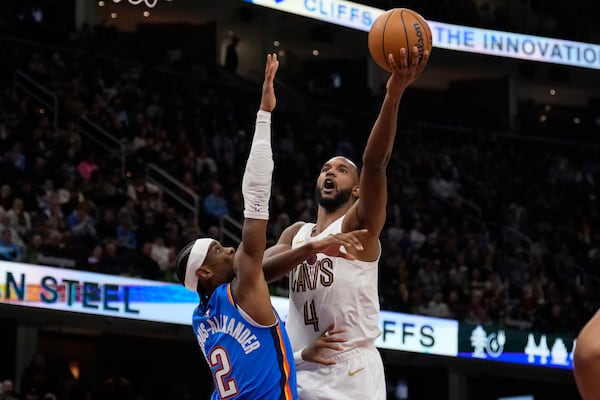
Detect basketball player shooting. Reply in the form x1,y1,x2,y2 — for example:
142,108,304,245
262,46,429,399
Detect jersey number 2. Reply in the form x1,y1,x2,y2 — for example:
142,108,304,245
304,299,319,332
209,346,239,398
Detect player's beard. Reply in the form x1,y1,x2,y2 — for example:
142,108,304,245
315,185,353,212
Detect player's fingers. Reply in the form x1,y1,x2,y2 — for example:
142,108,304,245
336,237,363,251
410,46,419,68
314,357,337,365
399,48,408,68
323,337,347,345
327,328,347,335
325,343,344,351
346,234,365,250
416,50,429,75
387,53,397,70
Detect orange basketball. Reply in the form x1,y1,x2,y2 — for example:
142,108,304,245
368,8,432,72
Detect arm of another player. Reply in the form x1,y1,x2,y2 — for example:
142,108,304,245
345,47,429,258
263,225,368,283
233,54,279,325
297,324,347,366
574,308,600,400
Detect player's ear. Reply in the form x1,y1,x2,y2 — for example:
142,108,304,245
352,185,360,199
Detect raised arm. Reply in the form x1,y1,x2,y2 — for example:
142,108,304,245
346,47,429,240
232,54,279,324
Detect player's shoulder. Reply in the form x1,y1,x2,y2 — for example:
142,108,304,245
278,221,308,243
285,221,308,235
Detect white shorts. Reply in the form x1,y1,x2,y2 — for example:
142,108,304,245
296,344,386,400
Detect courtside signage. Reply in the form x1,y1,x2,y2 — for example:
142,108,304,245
457,323,576,370
0,261,289,325
0,262,577,370
375,310,458,356
243,0,600,70
244,0,380,32
0,261,199,324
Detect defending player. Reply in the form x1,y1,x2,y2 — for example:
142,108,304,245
175,53,367,399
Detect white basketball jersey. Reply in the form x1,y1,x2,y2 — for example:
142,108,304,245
287,215,381,356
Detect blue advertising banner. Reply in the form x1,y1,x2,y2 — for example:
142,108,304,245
1,261,577,370
243,0,600,70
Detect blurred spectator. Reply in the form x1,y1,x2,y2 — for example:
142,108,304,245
464,289,492,326
0,184,13,212
135,242,162,280
0,378,20,400
409,221,426,250
95,208,118,240
416,260,441,299
66,204,97,246
136,211,161,245
202,181,229,225
505,284,538,330
117,198,139,230
447,289,466,320
150,236,171,273
224,36,239,74
0,214,24,249
195,147,218,177
23,233,43,264
422,290,452,319
6,198,32,238
98,241,125,275
19,353,61,400
41,195,67,234
15,179,38,215
115,218,137,250
81,244,103,273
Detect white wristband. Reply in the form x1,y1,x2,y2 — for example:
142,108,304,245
293,349,305,366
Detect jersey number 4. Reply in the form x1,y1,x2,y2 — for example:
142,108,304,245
209,346,239,398
304,299,319,332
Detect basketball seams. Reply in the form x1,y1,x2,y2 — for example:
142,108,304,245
399,9,411,65
381,10,394,71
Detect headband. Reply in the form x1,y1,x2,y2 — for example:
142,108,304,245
184,238,214,292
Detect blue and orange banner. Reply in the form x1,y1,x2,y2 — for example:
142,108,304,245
0,261,576,370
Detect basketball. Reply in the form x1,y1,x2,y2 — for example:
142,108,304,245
368,8,432,72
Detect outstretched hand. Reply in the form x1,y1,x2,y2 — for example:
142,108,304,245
301,324,347,365
386,46,430,97
311,229,369,260
260,53,279,112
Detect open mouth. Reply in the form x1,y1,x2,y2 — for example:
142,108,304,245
323,178,335,193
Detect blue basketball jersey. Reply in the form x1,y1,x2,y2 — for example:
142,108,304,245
192,283,297,400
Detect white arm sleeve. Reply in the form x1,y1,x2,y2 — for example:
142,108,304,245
242,110,274,220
